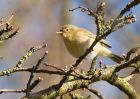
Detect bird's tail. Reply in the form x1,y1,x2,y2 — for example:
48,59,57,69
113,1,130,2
109,53,123,63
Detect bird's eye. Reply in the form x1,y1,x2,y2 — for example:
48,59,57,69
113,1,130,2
65,28,69,32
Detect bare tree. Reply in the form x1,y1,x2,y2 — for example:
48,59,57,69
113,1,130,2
0,0,140,99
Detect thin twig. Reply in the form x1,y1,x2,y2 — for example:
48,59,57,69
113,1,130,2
86,87,105,99
44,62,64,72
0,67,65,77
114,54,140,72
125,45,140,61
0,13,14,27
69,6,97,17
15,44,47,68
29,77,43,90
0,89,25,94
26,66,36,95
26,51,48,95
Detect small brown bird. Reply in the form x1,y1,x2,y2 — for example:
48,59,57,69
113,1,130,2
57,24,123,63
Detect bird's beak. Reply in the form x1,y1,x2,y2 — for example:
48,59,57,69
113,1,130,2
56,31,63,35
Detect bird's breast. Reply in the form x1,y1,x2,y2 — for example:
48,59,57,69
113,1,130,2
63,37,90,58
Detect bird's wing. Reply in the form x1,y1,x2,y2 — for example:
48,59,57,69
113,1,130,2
85,30,112,48
78,28,112,48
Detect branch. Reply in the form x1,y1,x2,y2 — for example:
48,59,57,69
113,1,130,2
26,51,48,95
54,0,140,94
114,54,140,73
22,79,91,99
0,68,65,77
22,51,140,99
107,76,140,99
15,44,47,68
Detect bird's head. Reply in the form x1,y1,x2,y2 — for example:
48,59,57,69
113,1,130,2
56,24,78,39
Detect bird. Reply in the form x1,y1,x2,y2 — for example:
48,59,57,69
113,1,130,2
57,24,123,63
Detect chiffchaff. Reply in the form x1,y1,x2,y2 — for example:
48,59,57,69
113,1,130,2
57,24,123,63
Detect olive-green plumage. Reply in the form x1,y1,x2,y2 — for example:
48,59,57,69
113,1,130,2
57,24,123,63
